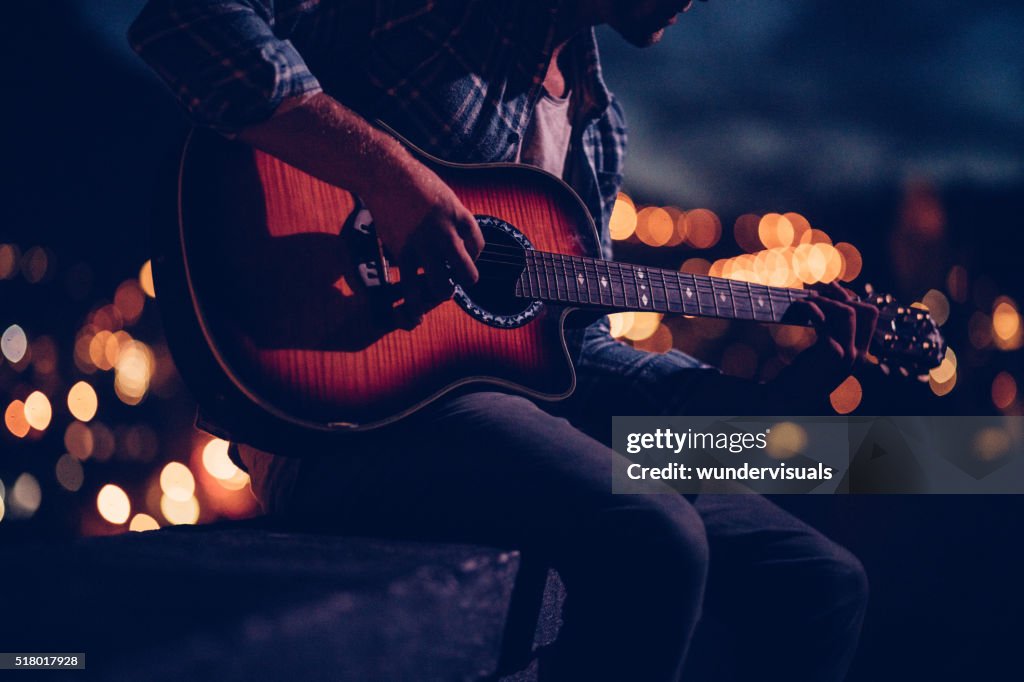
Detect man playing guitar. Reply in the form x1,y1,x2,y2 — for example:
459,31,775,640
130,1,874,679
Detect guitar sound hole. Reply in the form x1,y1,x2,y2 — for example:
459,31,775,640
454,216,543,328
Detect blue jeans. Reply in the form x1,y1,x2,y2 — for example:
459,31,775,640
248,322,867,681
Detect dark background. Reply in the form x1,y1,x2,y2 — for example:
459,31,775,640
1,1,1023,679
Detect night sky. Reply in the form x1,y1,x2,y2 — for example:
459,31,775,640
597,0,1024,213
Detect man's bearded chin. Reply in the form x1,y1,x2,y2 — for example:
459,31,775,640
625,26,666,47
612,17,668,47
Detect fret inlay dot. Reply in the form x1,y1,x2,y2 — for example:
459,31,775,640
757,297,765,307
686,288,693,298
641,294,649,306
577,274,584,285
719,294,727,303
601,276,608,288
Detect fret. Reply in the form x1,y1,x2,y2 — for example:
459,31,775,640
532,253,545,301
711,278,734,319
731,280,755,320
524,252,537,300
768,287,792,322
659,272,683,314
558,254,574,304
519,258,532,297
567,256,582,305
748,283,774,321
549,253,563,303
531,252,544,300
568,255,582,305
633,266,653,309
693,276,715,316
676,272,699,315
544,253,563,302
607,262,626,307
581,257,595,305
581,256,598,303
634,266,652,309
617,263,639,308
595,260,613,307
564,256,575,304
647,270,670,313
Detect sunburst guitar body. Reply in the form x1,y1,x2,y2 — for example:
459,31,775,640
155,130,944,445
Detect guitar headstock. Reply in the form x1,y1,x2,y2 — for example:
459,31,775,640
866,286,946,379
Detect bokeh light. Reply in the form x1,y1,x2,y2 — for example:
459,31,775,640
733,213,762,252
991,372,1017,411
608,312,635,339
920,289,950,327
64,421,94,460
55,454,85,492
946,265,969,303
830,376,863,414
97,484,131,524
114,279,146,324
139,259,156,298
834,243,863,282
973,428,1012,462
129,513,160,532
9,473,43,519
992,297,1022,351
114,340,155,405
160,495,200,525
0,243,20,279
683,209,722,249
622,312,663,341
202,439,238,480
635,207,674,247
160,461,196,503
2,323,29,363
67,381,99,422
5,400,31,438
632,323,674,353
21,246,51,283
23,391,52,431
765,422,808,459
758,213,795,249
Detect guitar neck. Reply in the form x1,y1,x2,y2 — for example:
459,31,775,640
514,250,813,323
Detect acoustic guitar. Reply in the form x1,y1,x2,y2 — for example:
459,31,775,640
154,129,945,438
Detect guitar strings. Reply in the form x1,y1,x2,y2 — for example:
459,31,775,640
454,246,902,322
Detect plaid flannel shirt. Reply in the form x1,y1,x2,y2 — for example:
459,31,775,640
130,0,765,444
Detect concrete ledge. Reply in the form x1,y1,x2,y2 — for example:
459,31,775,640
2,520,564,681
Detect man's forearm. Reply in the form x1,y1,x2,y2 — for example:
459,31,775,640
237,92,419,200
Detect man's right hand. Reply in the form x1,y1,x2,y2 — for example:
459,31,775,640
363,156,484,321
238,92,484,326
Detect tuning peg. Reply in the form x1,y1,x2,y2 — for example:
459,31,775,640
917,374,930,383
865,283,875,295
899,367,910,377
879,363,891,375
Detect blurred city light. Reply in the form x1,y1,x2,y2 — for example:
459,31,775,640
97,484,131,525
129,513,160,532
67,381,99,422
159,462,195,502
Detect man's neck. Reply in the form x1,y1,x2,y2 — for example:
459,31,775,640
553,0,610,45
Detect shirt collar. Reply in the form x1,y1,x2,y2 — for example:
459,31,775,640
568,28,612,123
536,2,612,123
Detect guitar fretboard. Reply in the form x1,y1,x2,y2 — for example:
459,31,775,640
514,251,812,323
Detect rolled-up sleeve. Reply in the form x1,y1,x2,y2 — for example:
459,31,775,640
128,0,323,132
